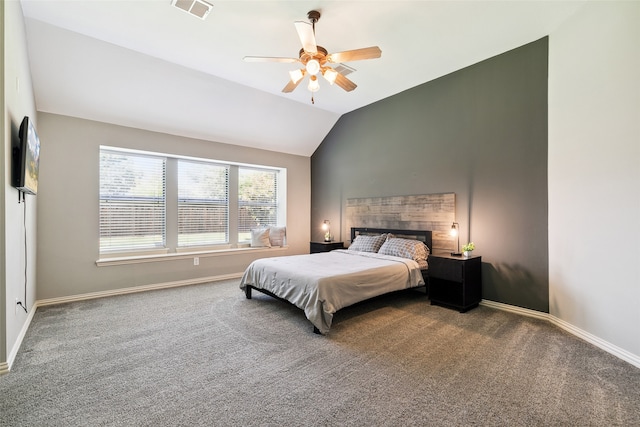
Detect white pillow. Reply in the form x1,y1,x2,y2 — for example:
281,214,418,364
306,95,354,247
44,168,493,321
250,228,271,248
269,226,286,247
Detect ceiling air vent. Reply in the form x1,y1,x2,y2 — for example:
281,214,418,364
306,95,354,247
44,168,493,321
171,0,213,20
334,64,356,77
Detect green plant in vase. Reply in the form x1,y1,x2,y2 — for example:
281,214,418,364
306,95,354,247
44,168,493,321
462,242,475,257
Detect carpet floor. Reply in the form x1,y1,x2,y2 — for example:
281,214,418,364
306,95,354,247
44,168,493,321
1,279,639,426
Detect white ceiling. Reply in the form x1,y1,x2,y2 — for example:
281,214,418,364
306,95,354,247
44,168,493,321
20,0,584,157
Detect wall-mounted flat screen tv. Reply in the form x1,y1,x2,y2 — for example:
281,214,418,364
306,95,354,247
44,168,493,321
13,116,41,195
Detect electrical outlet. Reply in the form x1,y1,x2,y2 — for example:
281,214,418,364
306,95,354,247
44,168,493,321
193,257,199,266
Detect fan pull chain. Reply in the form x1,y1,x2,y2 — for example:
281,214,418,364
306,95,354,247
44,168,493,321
311,94,314,104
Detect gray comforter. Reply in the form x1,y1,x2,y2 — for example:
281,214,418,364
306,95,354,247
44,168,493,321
239,249,425,333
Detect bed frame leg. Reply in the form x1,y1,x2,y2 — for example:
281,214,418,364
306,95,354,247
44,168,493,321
245,286,252,299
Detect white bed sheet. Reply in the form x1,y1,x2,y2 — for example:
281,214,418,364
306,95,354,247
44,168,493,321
239,249,425,334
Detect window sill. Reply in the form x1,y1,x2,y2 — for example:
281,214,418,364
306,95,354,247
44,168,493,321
96,245,289,267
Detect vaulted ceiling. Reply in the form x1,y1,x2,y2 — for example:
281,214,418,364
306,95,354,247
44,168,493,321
20,1,583,156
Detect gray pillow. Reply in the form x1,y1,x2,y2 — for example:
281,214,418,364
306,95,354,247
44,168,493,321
348,234,387,253
378,238,429,262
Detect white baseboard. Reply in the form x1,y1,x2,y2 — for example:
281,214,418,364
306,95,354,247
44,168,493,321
36,273,242,307
548,315,640,369
480,299,549,321
480,299,640,369
1,303,38,375
1,273,243,374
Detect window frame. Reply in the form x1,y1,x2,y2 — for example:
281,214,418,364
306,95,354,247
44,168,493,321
98,146,286,260
237,166,281,244
99,148,167,254
177,159,230,248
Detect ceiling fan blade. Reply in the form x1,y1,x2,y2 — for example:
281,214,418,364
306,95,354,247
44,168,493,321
282,78,303,93
327,46,382,63
243,56,299,63
334,72,357,92
294,21,317,54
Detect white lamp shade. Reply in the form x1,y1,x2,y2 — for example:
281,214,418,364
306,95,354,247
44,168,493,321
289,69,304,84
306,59,320,75
308,75,320,92
323,68,338,85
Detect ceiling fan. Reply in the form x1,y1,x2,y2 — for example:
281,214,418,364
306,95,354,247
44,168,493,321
243,10,382,102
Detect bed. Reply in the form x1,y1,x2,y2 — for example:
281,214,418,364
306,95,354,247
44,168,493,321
240,227,432,334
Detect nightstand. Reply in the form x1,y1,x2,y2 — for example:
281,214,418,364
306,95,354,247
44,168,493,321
428,254,482,312
310,241,344,253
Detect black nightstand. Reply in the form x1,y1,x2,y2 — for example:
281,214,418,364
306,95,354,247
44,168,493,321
310,241,344,253
428,254,482,312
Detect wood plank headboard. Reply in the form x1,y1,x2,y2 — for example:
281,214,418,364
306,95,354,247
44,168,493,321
346,193,456,254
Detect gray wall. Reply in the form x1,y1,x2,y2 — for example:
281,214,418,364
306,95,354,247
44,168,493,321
312,38,549,312
35,113,310,300
2,0,39,370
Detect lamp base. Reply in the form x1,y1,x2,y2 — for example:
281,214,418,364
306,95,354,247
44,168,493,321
450,252,462,257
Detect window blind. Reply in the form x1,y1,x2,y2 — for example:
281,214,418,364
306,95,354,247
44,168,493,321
238,167,278,242
99,149,166,252
178,160,229,247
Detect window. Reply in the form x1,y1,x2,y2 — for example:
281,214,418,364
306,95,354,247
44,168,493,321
99,149,166,253
99,146,285,256
238,167,279,242
178,160,229,247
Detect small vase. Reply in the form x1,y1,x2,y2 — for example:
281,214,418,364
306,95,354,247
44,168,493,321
463,251,471,257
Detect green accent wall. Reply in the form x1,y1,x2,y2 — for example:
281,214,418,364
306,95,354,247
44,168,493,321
311,37,549,312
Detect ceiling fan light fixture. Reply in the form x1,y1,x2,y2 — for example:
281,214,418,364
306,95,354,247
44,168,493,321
244,10,381,99
322,68,338,85
289,69,305,84
306,59,320,75
308,75,320,92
